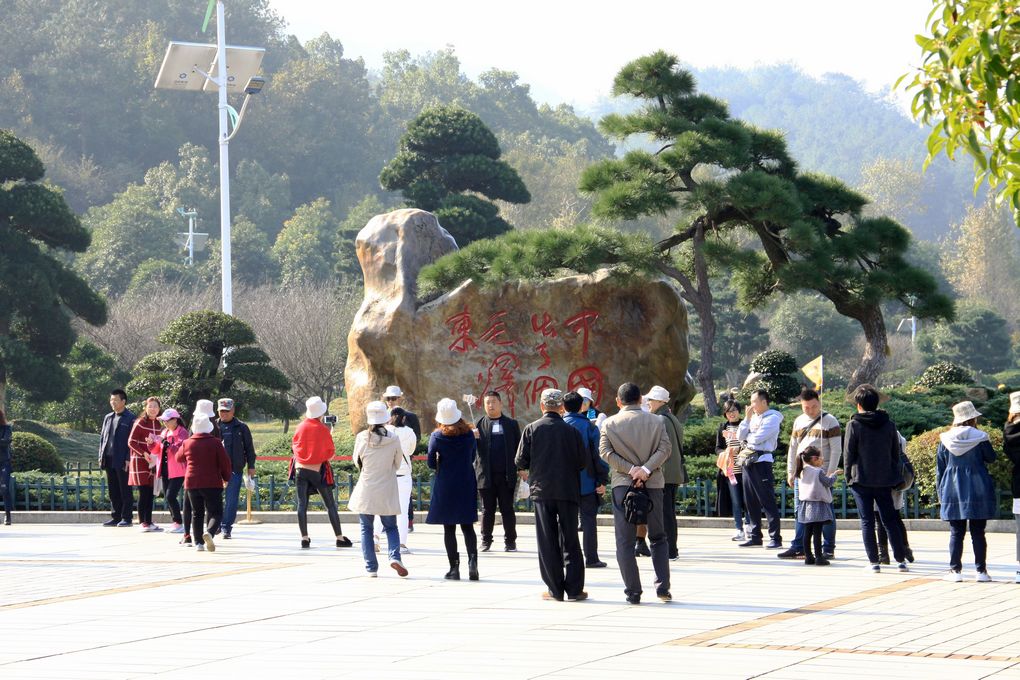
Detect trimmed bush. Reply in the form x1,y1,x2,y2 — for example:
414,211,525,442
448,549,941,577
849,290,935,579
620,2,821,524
683,421,721,457
904,425,1009,507
749,350,798,375
917,361,972,388
740,374,801,405
10,432,64,473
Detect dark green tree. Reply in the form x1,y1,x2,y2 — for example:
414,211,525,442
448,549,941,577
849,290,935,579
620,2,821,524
41,340,129,431
918,303,1012,375
379,105,531,246
127,310,292,420
0,130,107,410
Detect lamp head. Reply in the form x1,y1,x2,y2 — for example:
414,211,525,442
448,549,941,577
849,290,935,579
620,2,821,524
244,76,265,95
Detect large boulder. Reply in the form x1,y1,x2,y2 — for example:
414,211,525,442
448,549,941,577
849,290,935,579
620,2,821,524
345,209,695,432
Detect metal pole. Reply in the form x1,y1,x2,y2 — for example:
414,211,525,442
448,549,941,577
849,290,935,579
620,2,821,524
216,0,232,315
188,211,196,266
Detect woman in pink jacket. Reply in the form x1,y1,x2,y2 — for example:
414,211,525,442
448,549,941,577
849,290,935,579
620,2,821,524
154,408,189,533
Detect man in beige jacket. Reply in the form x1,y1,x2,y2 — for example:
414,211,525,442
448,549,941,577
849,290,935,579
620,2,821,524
600,382,673,604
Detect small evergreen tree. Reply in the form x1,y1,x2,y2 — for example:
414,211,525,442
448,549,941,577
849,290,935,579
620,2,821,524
0,130,107,410
379,105,530,246
128,310,293,420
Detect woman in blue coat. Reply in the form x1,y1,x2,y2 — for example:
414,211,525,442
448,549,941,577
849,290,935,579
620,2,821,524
427,398,479,581
937,401,998,582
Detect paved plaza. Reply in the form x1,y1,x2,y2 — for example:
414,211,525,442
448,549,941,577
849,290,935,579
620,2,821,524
1,520,1019,679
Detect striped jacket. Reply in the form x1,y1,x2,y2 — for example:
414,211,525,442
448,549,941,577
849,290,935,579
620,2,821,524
786,412,842,481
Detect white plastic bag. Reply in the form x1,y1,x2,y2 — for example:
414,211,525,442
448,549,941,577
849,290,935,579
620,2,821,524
516,479,530,501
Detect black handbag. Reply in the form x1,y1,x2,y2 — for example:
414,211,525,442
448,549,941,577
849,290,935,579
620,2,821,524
622,484,653,524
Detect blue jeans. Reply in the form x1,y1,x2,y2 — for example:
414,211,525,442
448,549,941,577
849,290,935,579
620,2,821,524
0,459,12,514
221,471,243,532
850,485,905,564
359,514,400,572
727,475,749,531
790,479,836,552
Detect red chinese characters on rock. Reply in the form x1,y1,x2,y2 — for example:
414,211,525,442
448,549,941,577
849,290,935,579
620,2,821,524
564,309,599,357
530,312,558,338
479,311,514,346
568,365,605,408
478,352,521,416
444,306,477,353
524,375,559,409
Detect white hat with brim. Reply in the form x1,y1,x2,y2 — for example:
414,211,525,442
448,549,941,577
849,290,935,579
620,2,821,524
1010,391,1020,415
643,385,670,403
195,399,216,418
305,396,328,420
951,400,982,426
192,413,213,435
576,387,594,402
383,385,403,398
435,398,462,426
365,400,389,426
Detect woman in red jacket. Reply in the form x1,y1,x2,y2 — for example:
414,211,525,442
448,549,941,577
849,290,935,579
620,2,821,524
175,413,232,552
128,397,163,532
292,396,352,549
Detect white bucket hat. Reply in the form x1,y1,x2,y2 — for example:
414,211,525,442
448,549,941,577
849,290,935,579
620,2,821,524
435,398,462,425
365,400,389,426
195,399,216,418
644,385,670,403
304,396,328,420
383,385,403,398
1010,391,1020,415
951,400,982,426
192,413,214,435
576,387,594,402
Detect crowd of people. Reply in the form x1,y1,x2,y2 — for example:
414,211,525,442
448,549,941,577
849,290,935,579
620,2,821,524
2,378,1019,600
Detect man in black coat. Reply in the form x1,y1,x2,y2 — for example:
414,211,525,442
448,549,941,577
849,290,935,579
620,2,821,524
98,389,136,527
515,389,589,601
474,390,523,552
217,398,256,540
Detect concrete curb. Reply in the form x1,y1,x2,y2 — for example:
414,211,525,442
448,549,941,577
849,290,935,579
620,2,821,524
3,511,1016,533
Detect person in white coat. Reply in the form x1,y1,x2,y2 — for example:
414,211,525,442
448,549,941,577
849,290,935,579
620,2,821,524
349,401,408,577
373,407,416,552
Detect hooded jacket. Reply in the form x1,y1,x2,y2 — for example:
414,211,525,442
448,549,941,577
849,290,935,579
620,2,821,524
1004,420,1020,499
936,426,997,520
844,410,903,488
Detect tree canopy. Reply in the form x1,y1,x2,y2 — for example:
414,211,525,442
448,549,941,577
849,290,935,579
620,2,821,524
0,130,107,409
380,105,531,246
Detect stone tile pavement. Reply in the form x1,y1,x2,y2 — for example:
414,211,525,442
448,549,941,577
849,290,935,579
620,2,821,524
0,520,1018,679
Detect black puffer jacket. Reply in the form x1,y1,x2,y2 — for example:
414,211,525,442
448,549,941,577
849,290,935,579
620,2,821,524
844,410,903,488
1004,420,1020,498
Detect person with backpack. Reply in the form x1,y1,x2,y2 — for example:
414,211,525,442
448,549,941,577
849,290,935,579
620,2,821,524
937,401,997,582
872,431,915,565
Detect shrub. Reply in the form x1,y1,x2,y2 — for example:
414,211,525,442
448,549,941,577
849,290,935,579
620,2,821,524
10,432,64,473
917,361,973,388
683,421,721,457
904,425,1009,506
259,434,293,457
740,374,801,405
749,350,798,375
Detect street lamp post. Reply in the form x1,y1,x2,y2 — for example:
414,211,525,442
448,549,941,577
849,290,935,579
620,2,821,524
154,1,266,316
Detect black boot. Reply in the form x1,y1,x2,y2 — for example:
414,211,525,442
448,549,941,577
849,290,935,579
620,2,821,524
634,538,651,557
877,544,890,565
444,554,461,580
468,552,479,581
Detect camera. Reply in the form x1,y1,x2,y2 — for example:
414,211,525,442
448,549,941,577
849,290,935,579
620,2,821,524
322,414,338,426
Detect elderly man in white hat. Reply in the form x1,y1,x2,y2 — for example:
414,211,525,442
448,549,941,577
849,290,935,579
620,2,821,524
1006,392,1020,583
515,388,590,601
643,386,685,561
216,396,256,540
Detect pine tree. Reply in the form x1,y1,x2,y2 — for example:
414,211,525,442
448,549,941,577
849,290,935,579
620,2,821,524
0,130,106,409
379,105,530,246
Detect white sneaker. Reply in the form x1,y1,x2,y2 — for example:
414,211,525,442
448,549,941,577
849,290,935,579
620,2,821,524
1015,570,1020,584
170,523,185,534
732,530,745,541
148,524,163,532
897,562,909,573
976,571,992,583
203,532,215,552
400,544,412,554
944,570,963,583
866,563,880,573
367,571,378,578
196,543,205,552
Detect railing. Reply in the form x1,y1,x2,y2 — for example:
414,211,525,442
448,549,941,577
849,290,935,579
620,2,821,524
4,468,1014,519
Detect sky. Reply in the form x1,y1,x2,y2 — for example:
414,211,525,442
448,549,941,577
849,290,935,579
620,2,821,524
265,0,934,113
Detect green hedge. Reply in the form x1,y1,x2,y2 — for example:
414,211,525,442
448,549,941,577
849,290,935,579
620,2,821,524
10,432,64,473
905,425,1010,509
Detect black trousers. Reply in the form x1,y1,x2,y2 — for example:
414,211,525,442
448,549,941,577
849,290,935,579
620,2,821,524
183,492,192,537
479,475,517,545
188,488,224,539
136,485,154,525
104,458,133,522
165,477,184,524
662,483,679,558
804,521,825,560
579,492,601,564
533,499,585,599
295,467,343,537
949,518,988,573
742,461,781,542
